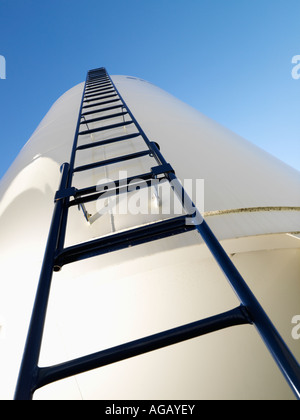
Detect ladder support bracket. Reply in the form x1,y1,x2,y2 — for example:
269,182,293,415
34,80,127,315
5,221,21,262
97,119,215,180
54,187,77,202
151,163,175,178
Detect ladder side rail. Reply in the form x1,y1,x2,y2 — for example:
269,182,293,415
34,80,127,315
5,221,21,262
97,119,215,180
55,77,90,254
107,74,165,168
155,148,300,399
82,73,300,399
67,76,89,188
81,70,300,398
196,217,300,400
15,70,89,399
14,163,71,400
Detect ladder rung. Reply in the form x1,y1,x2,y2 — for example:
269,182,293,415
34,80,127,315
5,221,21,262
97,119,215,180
88,68,106,73
85,88,115,97
88,67,106,74
84,89,115,99
80,111,128,125
88,75,107,80
85,86,112,96
35,306,250,390
70,172,155,203
88,68,106,74
54,215,196,268
86,82,111,89
78,120,133,136
88,74,107,79
88,72,107,77
82,98,121,109
83,93,117,103
61,166,168,205
86,80,109,86
86,80,110,87
85,82,111,91
70,172,156,207
73,149,151,173
85,82,110,90
84,85,112,95
86,77,109,85
81,104,124,117
76,133,140,150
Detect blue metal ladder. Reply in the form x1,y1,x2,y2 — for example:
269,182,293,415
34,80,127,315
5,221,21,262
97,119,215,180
14,67,300,400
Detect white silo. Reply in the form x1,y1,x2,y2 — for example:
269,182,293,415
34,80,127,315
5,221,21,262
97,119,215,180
0,68,299,400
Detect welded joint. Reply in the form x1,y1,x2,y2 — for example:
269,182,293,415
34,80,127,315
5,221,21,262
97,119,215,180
151,164,175,179
54,187,77,202
238,305,254,325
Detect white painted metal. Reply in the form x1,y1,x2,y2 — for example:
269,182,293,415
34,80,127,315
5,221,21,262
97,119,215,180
0,76,299,400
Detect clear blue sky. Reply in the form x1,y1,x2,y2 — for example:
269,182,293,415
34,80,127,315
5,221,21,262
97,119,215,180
0,0,299,180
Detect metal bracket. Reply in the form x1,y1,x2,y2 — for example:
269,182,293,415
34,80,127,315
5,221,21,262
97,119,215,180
151,163,175,178
54,187,91,223
54,187,77,202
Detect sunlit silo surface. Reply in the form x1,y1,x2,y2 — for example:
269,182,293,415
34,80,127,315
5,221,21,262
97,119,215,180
0,68,300,400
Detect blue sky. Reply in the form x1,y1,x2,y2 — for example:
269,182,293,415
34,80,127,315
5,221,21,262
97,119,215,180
0,0,299,180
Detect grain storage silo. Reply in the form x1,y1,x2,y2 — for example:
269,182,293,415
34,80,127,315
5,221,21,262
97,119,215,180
0,68,299,400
